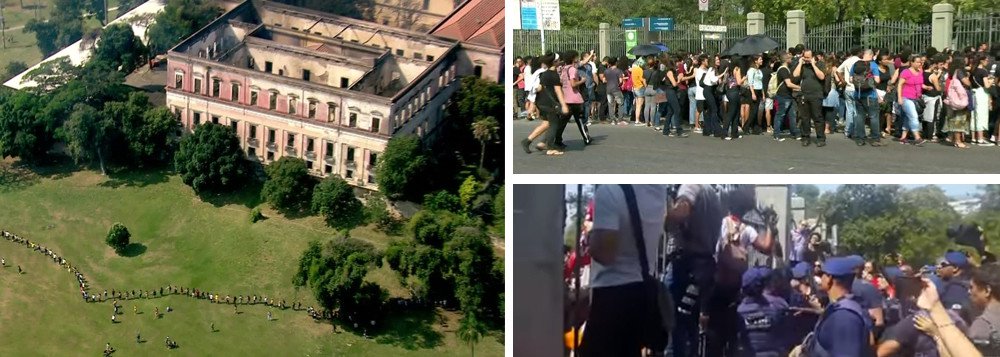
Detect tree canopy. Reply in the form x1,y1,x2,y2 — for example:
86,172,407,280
262,157,315,213
376,135,429,200
0,90,50,162
106,222,131,253
174,123,249,194
146,0,222,54
311,176,365,230
24,0,85,57
292,237,386,322
91,23,148,74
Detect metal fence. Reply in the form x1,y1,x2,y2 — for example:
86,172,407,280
512,23,748,58
804,19,931,53
954,12,1000,50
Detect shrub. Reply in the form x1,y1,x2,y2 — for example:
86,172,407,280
106,223,131,253
249,207,264,223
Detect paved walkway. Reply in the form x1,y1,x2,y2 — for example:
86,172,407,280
513,120,1000,174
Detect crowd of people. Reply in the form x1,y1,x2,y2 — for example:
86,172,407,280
515,42,999,154
564,184,1000,357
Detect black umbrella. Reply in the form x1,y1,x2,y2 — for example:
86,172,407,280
629,44,662,56
722,34,782,56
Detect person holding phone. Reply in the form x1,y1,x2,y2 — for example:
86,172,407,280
793,49,828,147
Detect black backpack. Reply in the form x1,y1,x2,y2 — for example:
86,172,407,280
852,62,876,91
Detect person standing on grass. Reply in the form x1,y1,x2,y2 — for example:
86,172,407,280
896,55,928,146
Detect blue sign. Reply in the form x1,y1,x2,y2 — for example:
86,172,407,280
650,17,674,31
622,17,644,29
521,7,538,30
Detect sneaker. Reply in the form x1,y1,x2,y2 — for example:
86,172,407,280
634,122,644,126
654,126,662,131
677,132,690,138
816,140,827,147
914,139,927,147
667,132,676,137
856,140,866,146
724,137,733,141
794,137,802,141
694,128,703,133
802,138,811,147
586,122,592,127
931,137,939,143
520,138,532,154
767,127,774,133
774,136,786,142
869,139,882,147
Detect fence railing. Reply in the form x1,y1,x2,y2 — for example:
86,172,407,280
954,12,1000,50
512,23,749,58
804,19,931,53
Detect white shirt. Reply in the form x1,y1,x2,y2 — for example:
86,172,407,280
694,67,707,100
838,56,861,91
590,184,667,288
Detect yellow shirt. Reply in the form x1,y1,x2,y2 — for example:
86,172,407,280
631,65,645,89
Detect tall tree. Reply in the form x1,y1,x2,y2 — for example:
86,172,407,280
311,176,365,230
816,184,902,227
471,117,498,170
262,157,314,213
292,238,386,322
376,135,429,200
91,23,148,74
23,19,61,57
60,103,108,173
978,185,1000,212
3,61,29,82
457,314,487,357
174,123,249,194
146,0,222,54
0,90,50,162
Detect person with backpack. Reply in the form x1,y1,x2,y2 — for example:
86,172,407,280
839,47,864,137
723,57,746,140
696,55,726,137
853,49,883,146
578,184,668,357
578,50,597,126
643,56,662,130
770,51,800,141
790,257,875,357
660,55,689,138
943,57,972,148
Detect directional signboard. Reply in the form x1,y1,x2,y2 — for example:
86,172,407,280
650,17,674,31
622,17,644,29
699,24,728,33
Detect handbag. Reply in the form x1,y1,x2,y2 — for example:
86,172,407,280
619,184,674,352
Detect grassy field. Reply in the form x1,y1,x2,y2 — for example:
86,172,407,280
0,162,502,356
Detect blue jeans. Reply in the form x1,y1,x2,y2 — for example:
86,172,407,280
901,98,921,133
662,89,683,134
688,87,698,125
623,91,634,119
773,95,798,138
844,88,857,136
582,94,592,125
855,96,881,140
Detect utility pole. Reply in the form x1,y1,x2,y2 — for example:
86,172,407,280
1,2,6,50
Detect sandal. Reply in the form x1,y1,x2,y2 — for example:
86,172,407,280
545,150,565,156
955,143,969,149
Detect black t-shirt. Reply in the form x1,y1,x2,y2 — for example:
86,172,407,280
971,68,988,89
662,68,677,90
512,65,522,88
595,65,607,96
776,66,792,97
536,70,562,110
761,67,773,97
923,70,941,97
796,61,826,99
877,65,892,91
645,68,663,91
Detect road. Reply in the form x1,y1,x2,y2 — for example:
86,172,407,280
513,120,1000,174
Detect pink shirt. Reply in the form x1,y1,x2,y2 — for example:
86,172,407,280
561,66,584,104
899,68,923,100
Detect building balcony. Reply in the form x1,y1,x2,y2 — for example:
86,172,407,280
247,137,259,147
324,155,335,164
346,160,356,168
266,142,277,151
305,151,316,160
285,146,297,156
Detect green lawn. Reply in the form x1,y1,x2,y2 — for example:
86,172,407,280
0,162,502,356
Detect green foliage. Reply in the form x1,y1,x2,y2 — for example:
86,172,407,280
249,207,264,223
471,117,498,169
3,61,28,81
261,157,314,213
292,238,385,321
311,176,365,230
979,185,1000,212
132,107,180,163
364,192,401,235
21,57,82,93
24,19,61,57
376,135,429,200
458,176,482,212
147,0,223,54
423,191,461,212
24,0,85,57
492,186,504,236
106,222,131,253
794,184,820,218
174,123,249,194
832,185,960,266
816,185,902,227
91,23,148,74
445,226,500,321
438,77,504,180
408,210,468,248
0,90,50,162
457,314,488,357
59,104,106,166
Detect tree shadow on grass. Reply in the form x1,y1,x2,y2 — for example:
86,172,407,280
201,179,263,209
99,167,171,189
119,243,147,257
373,307,445,350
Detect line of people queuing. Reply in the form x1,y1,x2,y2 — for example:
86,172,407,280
514,42,999,153
564,184,1000,357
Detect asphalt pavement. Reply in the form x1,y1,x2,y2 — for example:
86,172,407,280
513,120,1000,174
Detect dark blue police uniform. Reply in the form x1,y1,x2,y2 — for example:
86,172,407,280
803,257,874,357
737,267,789,357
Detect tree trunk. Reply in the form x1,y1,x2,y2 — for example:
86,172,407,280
479,142,486,169
97,146,106,175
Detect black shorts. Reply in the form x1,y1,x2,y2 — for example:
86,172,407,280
697,100,706,111
578,282,644,357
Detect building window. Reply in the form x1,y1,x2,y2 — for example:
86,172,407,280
306,138,314,152
303,69,311,81
368,175,375,184
327,103,337,122
212,115,220,124
211,78,221,97
174,71,183,88
427,55,434,62
349,113,357,127
172,106,181,118
269,90,278,110
346,147,355,163
268,129,276,143
414,52,422,60
422,0,430,10
371,117,380,133
231,83,240,102
267,151,274,161
396,49,404,56
230,119,238,132
474,65,483,78
308,100,317,118
340,77,349,88
249,124,257,139
306,160,313,170
287,133,295,147
289,97,297,115
250,90,258,106
346,169,354,179
325,143,334,158
194,77,202,94
193,112,201,125
278,69,284,76
369,152,378,167
324,164,333,174
248,147,256,157
265,61,273,73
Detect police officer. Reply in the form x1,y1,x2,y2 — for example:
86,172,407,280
737,266,789,357
665,184,725,357
937,251,974,324
787,262,823,349
792,257,875,357
846,255,887,338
